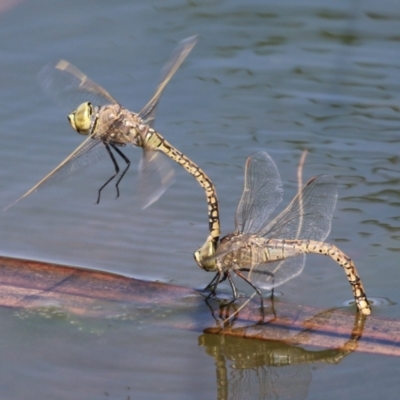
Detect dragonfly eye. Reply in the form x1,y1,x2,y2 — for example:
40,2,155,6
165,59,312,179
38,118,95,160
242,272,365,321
68,102,93,135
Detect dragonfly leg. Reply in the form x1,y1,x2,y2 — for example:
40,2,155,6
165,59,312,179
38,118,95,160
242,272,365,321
204,272,221,293
209,272,237,307
226,272,238,301
240,267,275,300
234,270,265,312
97,143,120,204
110,144,131,198
204,272,225,300
218,272,228,285
204,271,235,303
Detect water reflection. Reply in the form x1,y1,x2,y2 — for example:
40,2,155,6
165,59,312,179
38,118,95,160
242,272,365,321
200,309,365,400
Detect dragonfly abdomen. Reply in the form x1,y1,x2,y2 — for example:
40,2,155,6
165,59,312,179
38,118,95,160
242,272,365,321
152,133,220,246
227,237,370,315
278,239,371,316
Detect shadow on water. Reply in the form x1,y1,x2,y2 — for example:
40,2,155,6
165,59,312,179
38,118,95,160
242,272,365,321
200,305,366,400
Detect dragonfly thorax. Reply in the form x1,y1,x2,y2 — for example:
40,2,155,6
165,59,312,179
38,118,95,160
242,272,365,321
201,232,244,272
217,232,246,271
95,106,145,146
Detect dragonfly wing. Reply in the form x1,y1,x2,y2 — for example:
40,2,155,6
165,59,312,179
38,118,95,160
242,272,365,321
235,151,283,235
38,60,118,110
246,254,306,290
4,135,107,211
138,35,198,126
260,175,338,241
136,149,175,209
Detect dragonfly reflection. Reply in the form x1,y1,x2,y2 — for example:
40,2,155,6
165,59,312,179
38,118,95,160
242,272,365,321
199,151,370,315
200,311,365,400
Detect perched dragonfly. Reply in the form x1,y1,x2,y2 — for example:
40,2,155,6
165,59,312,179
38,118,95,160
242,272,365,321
5,36,220,259
200,151,371,316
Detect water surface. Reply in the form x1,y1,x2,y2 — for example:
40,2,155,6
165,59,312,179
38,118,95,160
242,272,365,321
0,0,399,398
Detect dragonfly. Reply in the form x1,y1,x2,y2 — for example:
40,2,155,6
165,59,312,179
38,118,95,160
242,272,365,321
5,36,220,260
199,151,371,316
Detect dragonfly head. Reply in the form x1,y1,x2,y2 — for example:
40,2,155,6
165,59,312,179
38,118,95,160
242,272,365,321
194,240,218,272
68,102,94,135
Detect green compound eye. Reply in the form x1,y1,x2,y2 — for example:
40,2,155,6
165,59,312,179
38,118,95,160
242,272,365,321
68,102,93,135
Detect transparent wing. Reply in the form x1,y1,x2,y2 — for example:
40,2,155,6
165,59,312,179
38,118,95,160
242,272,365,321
260,175,338,241
138,35,198,127
235,151,283,235
38,59,118,110
246,254,306,290
136,149,175,209
4,136,107,211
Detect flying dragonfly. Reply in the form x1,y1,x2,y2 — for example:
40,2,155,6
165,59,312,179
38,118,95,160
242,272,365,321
199,151,371,316
5,36,220,259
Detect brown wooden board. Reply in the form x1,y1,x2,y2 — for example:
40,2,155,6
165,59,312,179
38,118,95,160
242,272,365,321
0,255,398,357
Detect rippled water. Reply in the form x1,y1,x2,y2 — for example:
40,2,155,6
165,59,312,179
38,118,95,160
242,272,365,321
0,0,399,399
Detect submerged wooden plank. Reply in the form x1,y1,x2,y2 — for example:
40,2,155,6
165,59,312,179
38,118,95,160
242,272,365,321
0,255,398,356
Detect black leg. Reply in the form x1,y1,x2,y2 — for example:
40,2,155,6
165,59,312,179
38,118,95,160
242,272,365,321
204,272,221,300
240,267,275,300
234,270,265,317
97,143,120,204
218,273,228,285
226,273,238,301
204,272,222,294
206,272,237,307
220,272,238,306
111,144,131,198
